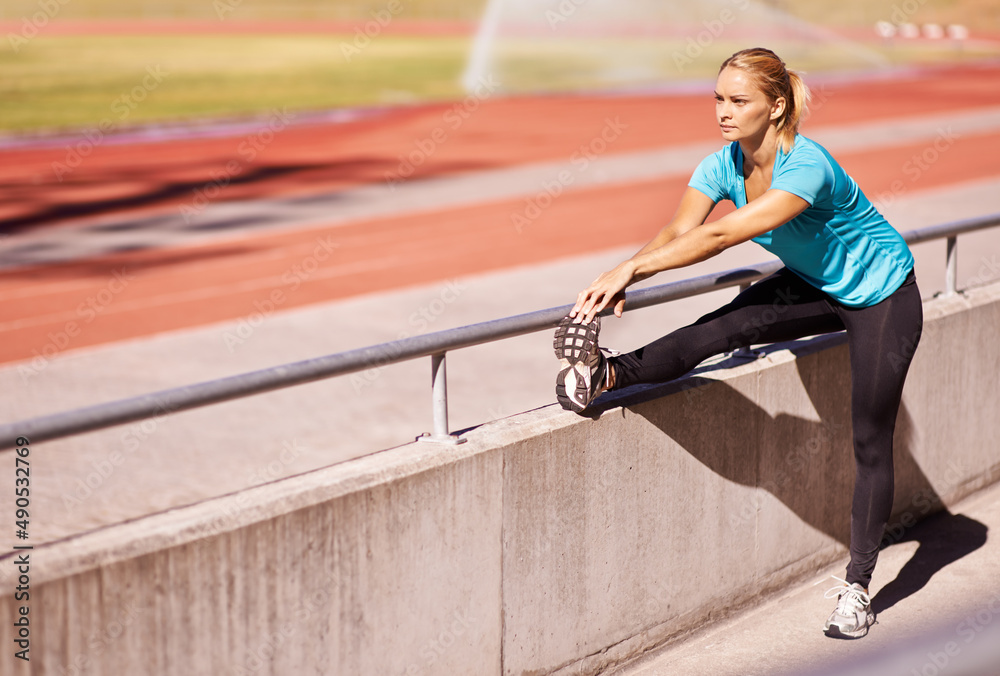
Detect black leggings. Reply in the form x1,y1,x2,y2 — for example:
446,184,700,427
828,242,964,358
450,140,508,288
610,267,923,588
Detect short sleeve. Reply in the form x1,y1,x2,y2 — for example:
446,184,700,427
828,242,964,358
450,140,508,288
770,141,832,206
688,150,729,203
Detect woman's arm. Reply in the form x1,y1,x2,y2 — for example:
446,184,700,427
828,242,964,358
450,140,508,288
631,187,718,258
570,188,810,323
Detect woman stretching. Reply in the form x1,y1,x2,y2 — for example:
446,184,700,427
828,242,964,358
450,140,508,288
553,47,922,639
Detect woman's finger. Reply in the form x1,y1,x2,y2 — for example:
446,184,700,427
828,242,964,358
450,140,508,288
570,288,590,317
577,295,596,323
571,266,626,322
582,291,608,323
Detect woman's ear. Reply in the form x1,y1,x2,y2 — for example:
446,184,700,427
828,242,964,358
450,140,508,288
770,96,786,122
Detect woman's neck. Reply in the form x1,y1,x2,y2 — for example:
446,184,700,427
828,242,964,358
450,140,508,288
739,125,781,174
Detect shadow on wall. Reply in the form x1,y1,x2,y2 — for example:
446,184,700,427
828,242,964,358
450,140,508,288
589,334,988,612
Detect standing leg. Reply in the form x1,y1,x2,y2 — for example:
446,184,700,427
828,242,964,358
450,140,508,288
838,274,924,589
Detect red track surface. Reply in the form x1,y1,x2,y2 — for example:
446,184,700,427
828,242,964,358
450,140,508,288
2,64,999,366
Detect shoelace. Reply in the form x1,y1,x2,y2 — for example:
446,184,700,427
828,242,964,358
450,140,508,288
821,575,871,615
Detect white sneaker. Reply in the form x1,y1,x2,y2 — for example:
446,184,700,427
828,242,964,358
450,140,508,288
553,315,611,412
823,577,875,639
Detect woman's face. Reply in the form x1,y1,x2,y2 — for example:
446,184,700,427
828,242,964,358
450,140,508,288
714,66,783,144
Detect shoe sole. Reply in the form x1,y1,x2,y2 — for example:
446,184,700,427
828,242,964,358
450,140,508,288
824,624,868,639
553,315,601,363
554,316,602,412
824,614,874,640
556,364,588,413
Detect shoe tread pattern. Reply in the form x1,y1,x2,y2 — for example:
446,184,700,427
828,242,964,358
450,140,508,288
553,316,600,364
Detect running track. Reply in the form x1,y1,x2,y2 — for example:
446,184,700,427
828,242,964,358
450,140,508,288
2,64,1000,366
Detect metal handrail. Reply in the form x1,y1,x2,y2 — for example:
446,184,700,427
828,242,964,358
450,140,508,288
3,213,998,448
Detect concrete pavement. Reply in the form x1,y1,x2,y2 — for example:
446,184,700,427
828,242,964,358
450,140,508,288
609,479,1000,676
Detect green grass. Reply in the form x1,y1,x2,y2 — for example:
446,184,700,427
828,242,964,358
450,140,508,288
1,30,997,133
2,0,999,27
0,35,470,132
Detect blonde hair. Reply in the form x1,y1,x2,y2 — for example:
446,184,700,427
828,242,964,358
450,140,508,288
720,48,810,153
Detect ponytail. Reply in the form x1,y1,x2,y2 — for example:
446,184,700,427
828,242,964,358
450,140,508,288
720,48,811,153
781,69,811,153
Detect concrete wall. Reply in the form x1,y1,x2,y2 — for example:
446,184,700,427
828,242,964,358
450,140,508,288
2,282,998,676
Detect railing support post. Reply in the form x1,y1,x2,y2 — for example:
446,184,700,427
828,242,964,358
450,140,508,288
418,352,466,445
944,235,958,297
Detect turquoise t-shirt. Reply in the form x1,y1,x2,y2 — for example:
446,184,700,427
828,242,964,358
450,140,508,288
688,135,914,307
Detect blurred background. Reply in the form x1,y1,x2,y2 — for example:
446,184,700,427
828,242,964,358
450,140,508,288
1,0,999,131
2,3,1000,673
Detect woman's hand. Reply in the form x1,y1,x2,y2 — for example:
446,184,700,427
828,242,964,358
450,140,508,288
570,260,636,323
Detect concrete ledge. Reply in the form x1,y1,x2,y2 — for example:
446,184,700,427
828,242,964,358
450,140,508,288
2,282,999,675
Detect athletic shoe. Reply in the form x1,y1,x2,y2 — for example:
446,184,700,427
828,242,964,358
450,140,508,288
553,315,611,412
823,577,875,639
